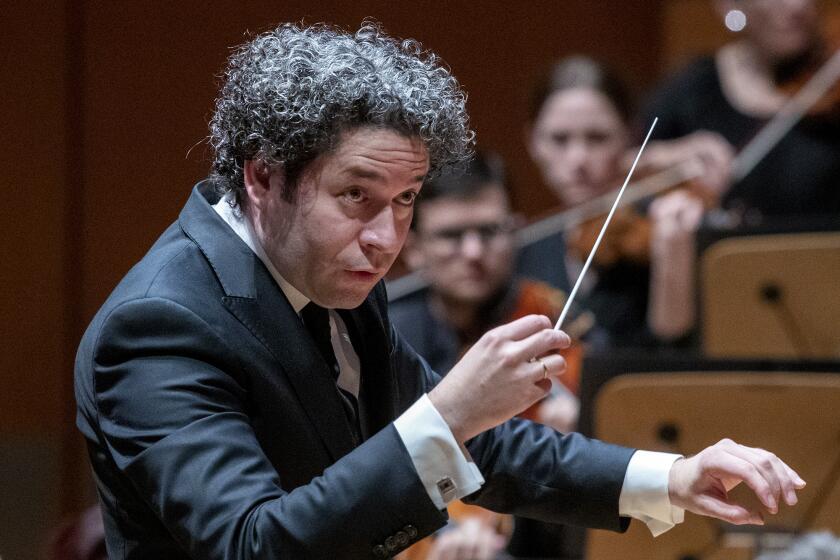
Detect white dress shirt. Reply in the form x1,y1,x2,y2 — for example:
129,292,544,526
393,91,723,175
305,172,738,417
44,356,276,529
213,195,684,536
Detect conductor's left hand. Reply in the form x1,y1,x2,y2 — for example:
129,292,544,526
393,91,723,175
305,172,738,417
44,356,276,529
668,438,806,525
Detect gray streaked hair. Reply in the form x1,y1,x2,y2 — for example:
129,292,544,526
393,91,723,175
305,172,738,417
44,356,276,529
209,21,475,203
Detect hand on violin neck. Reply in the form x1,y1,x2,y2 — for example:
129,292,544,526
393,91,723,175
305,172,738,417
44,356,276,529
627,130,735,204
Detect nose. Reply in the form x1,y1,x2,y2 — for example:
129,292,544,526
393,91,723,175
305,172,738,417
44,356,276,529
565,139,590,169
359,205,402,254
459,230,486,260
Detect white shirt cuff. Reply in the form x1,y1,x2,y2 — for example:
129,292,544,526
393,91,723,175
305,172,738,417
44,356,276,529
394,394,485,510
618,450,685,537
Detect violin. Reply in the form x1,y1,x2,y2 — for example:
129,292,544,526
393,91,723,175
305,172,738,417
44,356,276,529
563,157,721,269
773,17,840,120
565,31,840,270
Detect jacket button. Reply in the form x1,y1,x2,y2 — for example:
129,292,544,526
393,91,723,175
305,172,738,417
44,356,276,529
394,530,409,547
384,536,397,551
372,544,388,558
403,524,418,539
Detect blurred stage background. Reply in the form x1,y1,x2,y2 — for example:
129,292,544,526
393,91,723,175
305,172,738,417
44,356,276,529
1,2,838,559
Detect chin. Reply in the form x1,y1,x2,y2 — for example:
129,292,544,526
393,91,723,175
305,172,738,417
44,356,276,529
449,286,496,305
319,287,375,309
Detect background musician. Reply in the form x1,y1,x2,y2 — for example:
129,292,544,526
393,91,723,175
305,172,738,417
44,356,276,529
519,56,708,346
641,0,840,219
390,152,596,560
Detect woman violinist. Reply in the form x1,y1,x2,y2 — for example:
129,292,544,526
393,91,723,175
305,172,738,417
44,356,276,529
519,56,713,346
642,0,840,218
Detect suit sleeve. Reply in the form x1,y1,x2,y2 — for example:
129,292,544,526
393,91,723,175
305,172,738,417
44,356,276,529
386,312,634,532
88,296,447,560
462,418,634,531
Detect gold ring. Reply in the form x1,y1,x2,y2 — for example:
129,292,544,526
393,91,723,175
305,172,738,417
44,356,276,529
532,357,548,380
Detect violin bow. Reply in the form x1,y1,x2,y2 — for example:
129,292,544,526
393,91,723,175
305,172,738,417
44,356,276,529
732,48,840,183
555,118,658,330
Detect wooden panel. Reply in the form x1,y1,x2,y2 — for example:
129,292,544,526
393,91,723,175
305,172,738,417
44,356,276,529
0,2,67,435
702,233,840,359
588,373,840,560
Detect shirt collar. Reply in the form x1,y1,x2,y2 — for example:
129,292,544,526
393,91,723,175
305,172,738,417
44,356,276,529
212,193,310,314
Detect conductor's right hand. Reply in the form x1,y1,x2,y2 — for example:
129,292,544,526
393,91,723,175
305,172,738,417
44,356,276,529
428,315,570,443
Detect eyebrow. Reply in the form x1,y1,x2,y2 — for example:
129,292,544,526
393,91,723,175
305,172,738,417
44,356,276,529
345,165,426,184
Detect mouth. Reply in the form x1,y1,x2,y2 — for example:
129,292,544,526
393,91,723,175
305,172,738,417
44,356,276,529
345,269,382,281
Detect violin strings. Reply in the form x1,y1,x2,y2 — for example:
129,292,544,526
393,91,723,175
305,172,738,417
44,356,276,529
555,118,659,330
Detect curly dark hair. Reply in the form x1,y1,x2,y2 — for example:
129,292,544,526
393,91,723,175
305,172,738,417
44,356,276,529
209,21,475,204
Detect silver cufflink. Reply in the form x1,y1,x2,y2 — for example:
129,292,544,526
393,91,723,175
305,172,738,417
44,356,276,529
436,477,457,502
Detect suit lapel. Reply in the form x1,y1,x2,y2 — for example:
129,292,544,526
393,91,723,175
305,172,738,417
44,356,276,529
179,182,356,462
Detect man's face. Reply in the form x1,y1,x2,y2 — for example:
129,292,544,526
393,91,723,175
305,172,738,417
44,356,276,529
528,87,628,207
409,185,516,305
250,127,428,308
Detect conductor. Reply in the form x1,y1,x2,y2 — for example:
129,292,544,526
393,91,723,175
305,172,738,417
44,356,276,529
75,22,805,559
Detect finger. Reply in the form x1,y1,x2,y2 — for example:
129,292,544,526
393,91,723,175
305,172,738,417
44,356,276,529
693,492,764,526
733,444,802,507
440,533,459,560
783,462,807,488
477,531,495,560
461,520,484,560
427,533,447,560
719,442,784,512
490,314,552,342
682,199,704,229
506,329,570,363
707,450,777,512
542,353,568,378
745,447,795,507
526,354,566,382
694,131,734,166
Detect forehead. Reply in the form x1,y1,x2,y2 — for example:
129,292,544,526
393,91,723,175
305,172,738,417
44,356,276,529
417,184,509,229
537,88,625,130
324,127,430,181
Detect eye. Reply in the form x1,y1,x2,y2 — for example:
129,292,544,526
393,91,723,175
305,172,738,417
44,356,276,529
343,188,366,203
585,131,610,145
549,132,570,147
396,190,418,206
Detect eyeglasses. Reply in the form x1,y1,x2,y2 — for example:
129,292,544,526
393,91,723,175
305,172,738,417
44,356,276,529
420,220,513,252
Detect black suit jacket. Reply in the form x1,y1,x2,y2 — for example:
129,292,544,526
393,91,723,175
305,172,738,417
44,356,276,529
75,181,634,559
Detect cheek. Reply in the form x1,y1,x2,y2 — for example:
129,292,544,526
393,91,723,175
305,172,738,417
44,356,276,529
589,145,623,177
488,246,515,275
532,138,561,168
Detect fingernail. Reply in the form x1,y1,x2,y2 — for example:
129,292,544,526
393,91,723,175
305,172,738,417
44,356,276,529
768,497,777,513
796,476,806,487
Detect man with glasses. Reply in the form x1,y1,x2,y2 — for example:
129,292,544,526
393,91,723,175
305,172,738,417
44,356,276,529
393,151,593,392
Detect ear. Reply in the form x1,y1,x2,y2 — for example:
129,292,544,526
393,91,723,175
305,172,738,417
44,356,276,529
401,230,427,272
242,158,274,209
